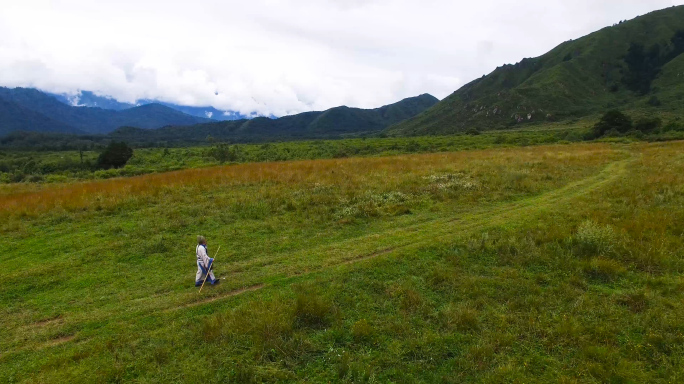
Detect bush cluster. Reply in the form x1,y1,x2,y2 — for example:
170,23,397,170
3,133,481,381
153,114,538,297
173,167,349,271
97,142,133,169
591,110,663,139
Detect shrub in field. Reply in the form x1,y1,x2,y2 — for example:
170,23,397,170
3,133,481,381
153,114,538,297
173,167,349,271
26,174,44,183
294,285,335,329
617,291,648,313
634,117,662,133
439,304,480,332
200,314,226,342
335,350,374,382
248,309,296,360
573,220,618,257
592,110,632,138
151,345,170,365
9,171,25,183
207,143,240,163
399,288,423,312
583,258,626,282
351,319,373,342
97,142,133,169
200,298,299,362
647,95,662,107
427,267,458,290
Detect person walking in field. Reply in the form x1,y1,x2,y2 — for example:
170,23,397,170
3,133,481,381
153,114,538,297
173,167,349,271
195,235,219,287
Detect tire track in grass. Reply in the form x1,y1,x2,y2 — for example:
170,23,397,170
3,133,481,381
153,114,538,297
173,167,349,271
168,154,634,310
165,284,265,312
14,154,634,350
219,155,632,276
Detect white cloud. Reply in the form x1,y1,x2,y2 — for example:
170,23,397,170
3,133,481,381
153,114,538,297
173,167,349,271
0,0,682,116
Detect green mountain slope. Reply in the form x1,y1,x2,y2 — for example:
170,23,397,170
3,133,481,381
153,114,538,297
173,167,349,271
110,94,438,143
388,6,684,136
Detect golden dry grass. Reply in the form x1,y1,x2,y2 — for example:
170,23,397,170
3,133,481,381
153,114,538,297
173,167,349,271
0,143,619,218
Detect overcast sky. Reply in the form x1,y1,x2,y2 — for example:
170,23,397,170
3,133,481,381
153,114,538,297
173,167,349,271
1,0,682,116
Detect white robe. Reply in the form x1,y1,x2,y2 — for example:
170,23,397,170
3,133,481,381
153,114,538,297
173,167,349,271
195,244,216,285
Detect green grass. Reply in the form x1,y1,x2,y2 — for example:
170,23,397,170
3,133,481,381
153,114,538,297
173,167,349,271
1,140,683,382
0,123,596,183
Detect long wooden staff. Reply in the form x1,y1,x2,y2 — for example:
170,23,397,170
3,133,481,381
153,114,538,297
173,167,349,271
199,245,220,293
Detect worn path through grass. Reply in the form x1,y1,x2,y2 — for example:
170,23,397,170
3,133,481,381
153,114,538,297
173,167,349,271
9,142,668,384
163,151,636,309
6,149,635,357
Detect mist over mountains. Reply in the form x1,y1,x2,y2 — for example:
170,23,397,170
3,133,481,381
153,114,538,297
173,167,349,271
49,91,250,121
0,87,211,136
0,86,438,145
2,6,684,145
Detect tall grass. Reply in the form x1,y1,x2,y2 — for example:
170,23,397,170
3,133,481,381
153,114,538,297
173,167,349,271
3,141,684,382
0,143,619,218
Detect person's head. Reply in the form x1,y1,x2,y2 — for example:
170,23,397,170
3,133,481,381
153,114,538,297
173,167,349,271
197,235,207,245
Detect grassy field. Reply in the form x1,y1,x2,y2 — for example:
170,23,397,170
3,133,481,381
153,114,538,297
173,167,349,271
4,117,684,186
1,125,592,184
1,140,683,382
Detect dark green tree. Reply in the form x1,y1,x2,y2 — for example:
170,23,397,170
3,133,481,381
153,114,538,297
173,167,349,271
97,141,133,169
208,143,239,163
634,117,662,133
623,43,663,95
670,30,684,59
592,110,633,138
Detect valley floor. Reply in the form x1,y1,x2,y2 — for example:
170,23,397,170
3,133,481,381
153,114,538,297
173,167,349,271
1,141,683,382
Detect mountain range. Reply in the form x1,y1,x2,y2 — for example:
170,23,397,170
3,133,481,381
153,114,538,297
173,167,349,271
109,94,439,143
0,86,438,142
49,91,250,121
388,5,684,136
0,87,211,136
2,5,684,144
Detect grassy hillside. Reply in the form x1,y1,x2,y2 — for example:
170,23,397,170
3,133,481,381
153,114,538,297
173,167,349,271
0,87,210,134
109,94,439,143
389,6,684,136
1,140,684,382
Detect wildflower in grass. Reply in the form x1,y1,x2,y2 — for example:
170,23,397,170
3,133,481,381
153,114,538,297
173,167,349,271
424,173,480,191
334,191,414,219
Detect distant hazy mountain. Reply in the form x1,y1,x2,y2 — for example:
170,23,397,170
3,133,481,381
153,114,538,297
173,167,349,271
388,5,684,136
0,98,83,137
110,94,439,143
49,90,248,121
0,87,210,135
